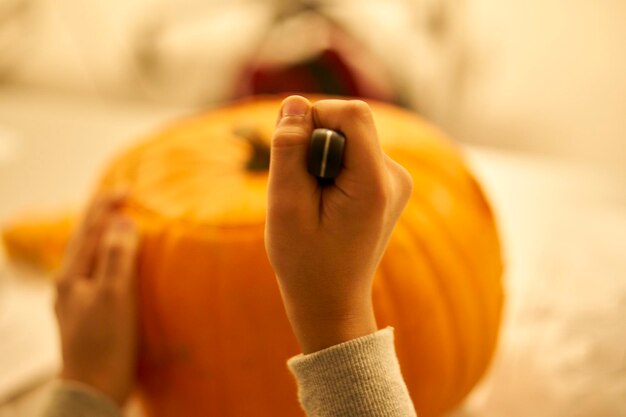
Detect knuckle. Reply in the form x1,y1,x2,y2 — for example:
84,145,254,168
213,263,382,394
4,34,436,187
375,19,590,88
346,100,374,122
398,167,414,199
272,127,308,149
385,156,414,202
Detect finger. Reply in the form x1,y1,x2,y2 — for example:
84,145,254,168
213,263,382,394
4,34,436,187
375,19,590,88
312,99,386,192
57,190,126,283
95,215,139,289
267,95,318,220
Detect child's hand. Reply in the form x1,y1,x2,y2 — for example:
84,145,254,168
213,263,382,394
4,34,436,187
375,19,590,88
265,96,413,353
54,192,139,405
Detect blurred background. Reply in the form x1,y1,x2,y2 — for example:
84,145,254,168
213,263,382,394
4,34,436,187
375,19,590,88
0,0,624,416
0,0,624,172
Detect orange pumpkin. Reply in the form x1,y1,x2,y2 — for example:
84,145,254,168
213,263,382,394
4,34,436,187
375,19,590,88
2,213,74,272
2,96,504,416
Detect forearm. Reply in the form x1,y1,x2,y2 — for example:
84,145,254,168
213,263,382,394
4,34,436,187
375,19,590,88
288,327,417,417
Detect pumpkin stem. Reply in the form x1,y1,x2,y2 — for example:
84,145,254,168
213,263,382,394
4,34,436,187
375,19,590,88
233,126,271,172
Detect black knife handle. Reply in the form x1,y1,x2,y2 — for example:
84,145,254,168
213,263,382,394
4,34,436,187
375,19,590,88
307,128,346,181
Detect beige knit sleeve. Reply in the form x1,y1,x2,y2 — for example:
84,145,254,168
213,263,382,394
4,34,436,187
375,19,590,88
39,380,122,417
287,327,417,417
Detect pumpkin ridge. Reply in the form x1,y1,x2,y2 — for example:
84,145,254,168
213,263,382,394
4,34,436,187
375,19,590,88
411,189,496,396
399,212,468,410
405,167,503,376
376,231,457,414
396,154,504,323
405,165,505,400
439,168,503,323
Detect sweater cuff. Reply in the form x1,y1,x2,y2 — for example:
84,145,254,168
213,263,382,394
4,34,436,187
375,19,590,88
287,327,417,417
40,380,122,417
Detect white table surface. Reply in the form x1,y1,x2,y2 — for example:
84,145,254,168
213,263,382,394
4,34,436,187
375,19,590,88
1,86,625,416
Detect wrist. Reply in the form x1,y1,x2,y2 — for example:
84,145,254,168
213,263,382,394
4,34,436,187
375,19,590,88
60,368,129,406
282,298,378,354
51,379,122,416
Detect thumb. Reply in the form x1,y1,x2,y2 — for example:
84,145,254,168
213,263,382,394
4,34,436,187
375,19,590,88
267,96,318,218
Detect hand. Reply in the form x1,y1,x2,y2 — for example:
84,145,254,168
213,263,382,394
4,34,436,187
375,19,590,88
265,96,413,353
54,192,139,405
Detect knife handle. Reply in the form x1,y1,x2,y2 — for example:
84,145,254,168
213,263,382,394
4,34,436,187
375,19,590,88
307,128,346,181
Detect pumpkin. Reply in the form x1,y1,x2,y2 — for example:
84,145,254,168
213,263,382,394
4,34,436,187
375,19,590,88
2,96,504,417
1,213,74,272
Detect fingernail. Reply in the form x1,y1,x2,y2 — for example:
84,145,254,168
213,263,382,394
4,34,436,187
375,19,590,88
281,96,309,118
